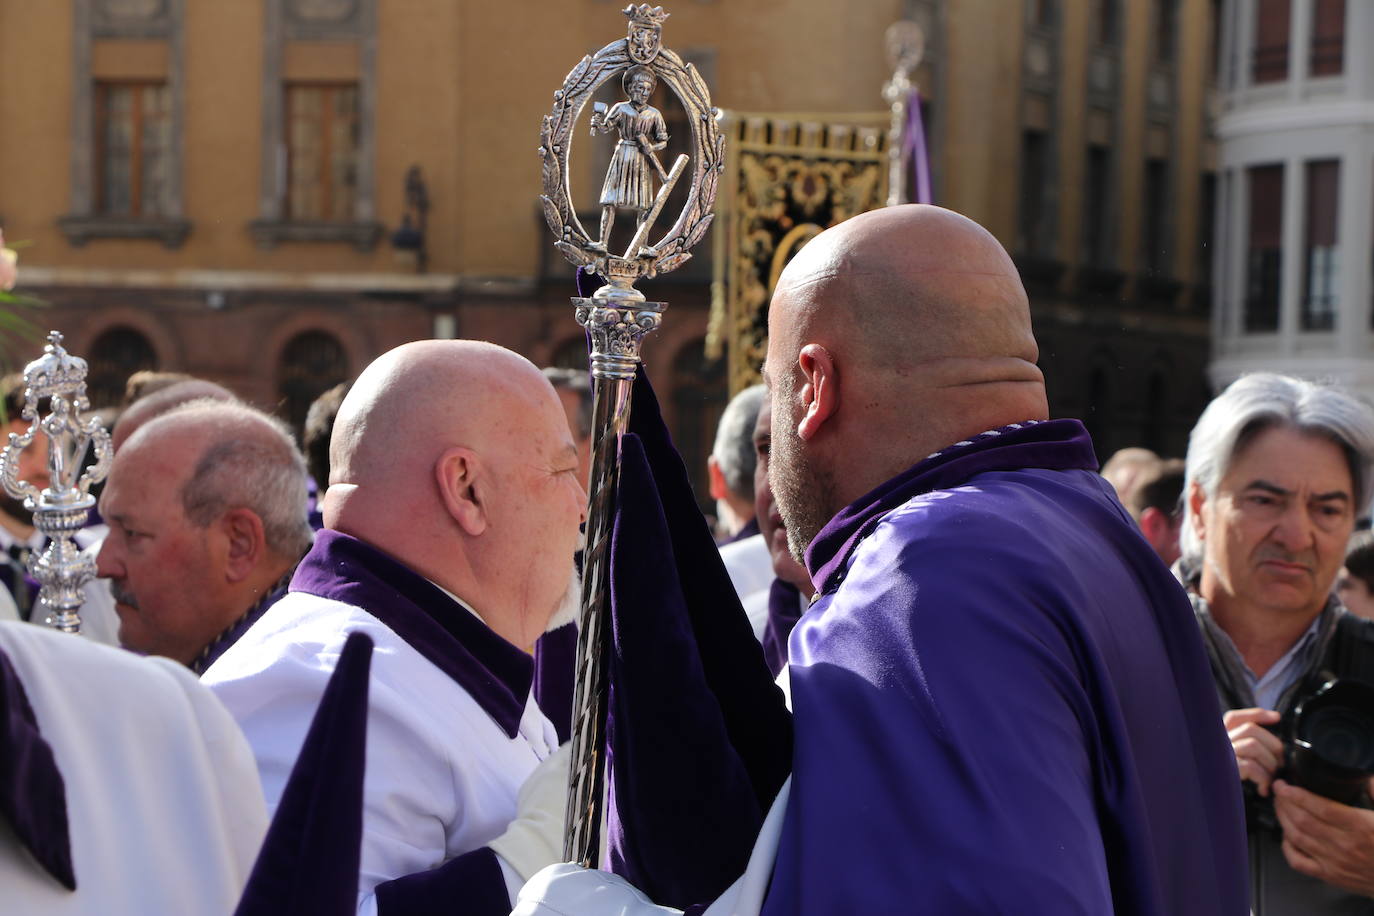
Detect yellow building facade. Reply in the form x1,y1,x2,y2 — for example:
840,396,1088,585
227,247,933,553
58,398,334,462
0,0,1219,477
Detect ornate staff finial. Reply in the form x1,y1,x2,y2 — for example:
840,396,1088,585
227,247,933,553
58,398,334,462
539,4,721,867
0,330,112,633
624,3,670,64
883,19,930,207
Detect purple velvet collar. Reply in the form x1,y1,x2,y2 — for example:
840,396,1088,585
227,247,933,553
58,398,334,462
290,530,534,739
0,644,75,890
805,419,1099,595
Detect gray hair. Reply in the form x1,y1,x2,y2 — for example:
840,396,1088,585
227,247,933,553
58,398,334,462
148,402,314,561
712,384,766,501
1180,373,1374,567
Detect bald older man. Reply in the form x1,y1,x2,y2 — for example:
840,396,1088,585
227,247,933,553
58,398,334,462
726,204,1247,913
204,340,586,914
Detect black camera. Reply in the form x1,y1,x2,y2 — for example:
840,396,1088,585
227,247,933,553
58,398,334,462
1244,678,1374,833
1287,678,1374,807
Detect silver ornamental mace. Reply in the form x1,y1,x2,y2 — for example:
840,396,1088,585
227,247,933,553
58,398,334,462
538,2,723,867
0,332,112,633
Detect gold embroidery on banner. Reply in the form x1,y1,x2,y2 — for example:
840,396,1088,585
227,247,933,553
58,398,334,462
709,112,890,395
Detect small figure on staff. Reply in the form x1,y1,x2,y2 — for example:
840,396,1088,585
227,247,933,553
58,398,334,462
591,66,669,252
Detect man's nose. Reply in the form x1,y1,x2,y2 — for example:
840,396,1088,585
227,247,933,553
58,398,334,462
1269,503,1315,553
95,538,121,579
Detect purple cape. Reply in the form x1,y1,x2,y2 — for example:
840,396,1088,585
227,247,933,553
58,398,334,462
760,419,1248,914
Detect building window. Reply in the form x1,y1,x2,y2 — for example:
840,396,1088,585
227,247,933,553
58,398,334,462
1028,0,1055,28
1198,171,1217,294
1019,129,1050,257
285,83,360,222
1210,0,1224,83
1083,145,1112,268
1252,0,1291,84
1309,0,1345,77
1154,0,1177,65
1143,370,1167,453
1095,0,1119,45
1302,159,1339,331
1085,362,1111,454
1244,164,1284,333
87,327,158,408
278,330,349,437
1141,158,1169,276
95,81,172,218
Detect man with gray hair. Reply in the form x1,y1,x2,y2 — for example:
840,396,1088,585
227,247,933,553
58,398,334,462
710,384,765,541
1180,372,1374,913
96,400,312,673
713,384,773,636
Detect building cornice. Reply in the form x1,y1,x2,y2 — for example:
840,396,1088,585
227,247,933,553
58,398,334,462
14,266,537,296
1218,99,1374,140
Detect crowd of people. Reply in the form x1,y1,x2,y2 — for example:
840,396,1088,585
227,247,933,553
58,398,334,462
2,203,1374,914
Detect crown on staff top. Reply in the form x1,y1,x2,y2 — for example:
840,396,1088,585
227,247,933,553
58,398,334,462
623,4,669,29
23,331,89,403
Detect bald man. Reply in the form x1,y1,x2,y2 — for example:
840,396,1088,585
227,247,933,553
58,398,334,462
97,400,311,671
204,340,586,914
740,206,1245,913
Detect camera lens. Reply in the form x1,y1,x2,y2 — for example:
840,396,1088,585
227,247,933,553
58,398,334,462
1303,706,1374,771
1291,679,1374,805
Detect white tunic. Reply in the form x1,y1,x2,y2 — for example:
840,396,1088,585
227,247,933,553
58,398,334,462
204,590,557,914
0,620,267,915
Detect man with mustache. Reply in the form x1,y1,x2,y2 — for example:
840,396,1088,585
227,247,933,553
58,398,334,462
97,399,311,672
1179,373,1374,913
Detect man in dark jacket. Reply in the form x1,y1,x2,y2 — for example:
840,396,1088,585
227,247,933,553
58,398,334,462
1180,372,1374,914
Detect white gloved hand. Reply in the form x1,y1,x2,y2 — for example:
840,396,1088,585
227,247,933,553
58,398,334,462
490,742,573,885
510,863,685,916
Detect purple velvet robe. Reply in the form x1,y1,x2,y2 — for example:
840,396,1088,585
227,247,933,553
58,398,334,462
758,419,1248,914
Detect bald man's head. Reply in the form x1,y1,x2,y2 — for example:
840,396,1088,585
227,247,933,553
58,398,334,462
328,341,564,489
324,340,587,651
763,205,1050,563
768,204,1041,377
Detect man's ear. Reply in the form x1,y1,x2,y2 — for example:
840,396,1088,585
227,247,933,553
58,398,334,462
707,456,728,501
796,343,838,442
1187,481,1207,542
1139,507,1167,548
221,508,266,583
436,447,487,536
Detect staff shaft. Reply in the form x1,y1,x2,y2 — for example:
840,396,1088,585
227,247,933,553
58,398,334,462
562,371,635,866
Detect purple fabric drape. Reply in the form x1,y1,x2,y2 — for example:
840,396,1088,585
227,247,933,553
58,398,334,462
0,643,74,891
234,631,373,916
603,367,793,909
905,88,932,205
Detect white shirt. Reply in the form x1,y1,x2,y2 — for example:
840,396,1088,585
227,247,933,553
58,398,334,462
719,534,774,619
205,590,557,915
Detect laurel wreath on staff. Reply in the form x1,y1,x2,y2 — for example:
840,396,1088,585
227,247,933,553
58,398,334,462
539,36,724,280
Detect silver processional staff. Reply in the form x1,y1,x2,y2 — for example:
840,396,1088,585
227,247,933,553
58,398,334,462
538,2,723,866
0,331,112,634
